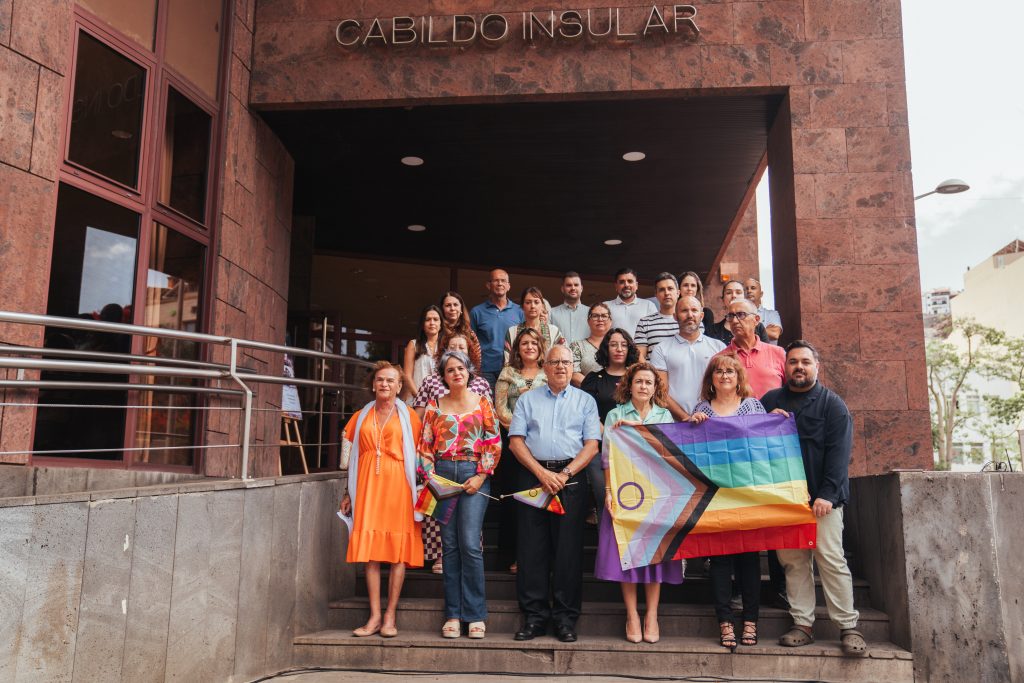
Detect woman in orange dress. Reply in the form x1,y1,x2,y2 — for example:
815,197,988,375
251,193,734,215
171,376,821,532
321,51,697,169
340,361,424,638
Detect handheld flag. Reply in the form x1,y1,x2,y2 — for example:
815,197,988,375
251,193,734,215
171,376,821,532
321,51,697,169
415,472,464,524
505,486,566,515
604,414,816,570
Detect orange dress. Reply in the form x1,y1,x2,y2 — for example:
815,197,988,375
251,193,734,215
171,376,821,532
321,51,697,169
343,409,424,567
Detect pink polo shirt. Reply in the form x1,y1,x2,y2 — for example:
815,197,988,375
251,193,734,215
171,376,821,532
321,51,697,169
717,339,786,398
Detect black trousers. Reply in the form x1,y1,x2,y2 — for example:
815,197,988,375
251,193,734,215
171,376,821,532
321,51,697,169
515,463,587,629
493,427,521,569
711,552,761,622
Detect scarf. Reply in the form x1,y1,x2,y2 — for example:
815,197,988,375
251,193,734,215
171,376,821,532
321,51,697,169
339,400,422,534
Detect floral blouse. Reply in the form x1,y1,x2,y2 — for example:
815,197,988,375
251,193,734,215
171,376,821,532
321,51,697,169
494,366,548,428
418,395,502,476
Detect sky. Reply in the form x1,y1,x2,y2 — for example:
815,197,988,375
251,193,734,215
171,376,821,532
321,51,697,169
757,1,1024,307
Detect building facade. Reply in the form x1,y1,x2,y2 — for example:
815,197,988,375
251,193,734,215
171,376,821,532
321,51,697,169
0,0,931,478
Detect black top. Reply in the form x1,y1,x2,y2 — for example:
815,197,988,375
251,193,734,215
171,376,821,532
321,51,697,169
761,382,853,508
703,307,769,345
580,370,623,422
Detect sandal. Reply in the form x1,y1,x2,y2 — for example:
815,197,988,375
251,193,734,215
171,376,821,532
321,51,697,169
719,622,737,651
442,619,460,639
740,621,758,646
779,625,814,647
468,621,486,639
840,628,868,657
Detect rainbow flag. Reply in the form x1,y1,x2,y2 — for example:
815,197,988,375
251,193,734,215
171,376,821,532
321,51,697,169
508,487,565,515
415,472,464,524
605,414,816,570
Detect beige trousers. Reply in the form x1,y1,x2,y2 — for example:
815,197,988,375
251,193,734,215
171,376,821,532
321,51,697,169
776,506,859,630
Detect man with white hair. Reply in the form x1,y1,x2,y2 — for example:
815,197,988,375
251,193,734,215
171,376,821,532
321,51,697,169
714,298,785,399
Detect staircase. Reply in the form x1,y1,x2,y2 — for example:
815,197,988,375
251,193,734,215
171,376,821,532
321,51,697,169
294,513,913,681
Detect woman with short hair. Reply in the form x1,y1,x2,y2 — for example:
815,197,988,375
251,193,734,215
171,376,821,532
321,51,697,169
340,361,424,638
419,350,501,640
690,352,767,650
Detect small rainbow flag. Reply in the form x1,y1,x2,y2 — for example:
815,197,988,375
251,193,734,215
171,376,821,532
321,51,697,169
415,472,464,524
605,414,816,570
507,487,565,515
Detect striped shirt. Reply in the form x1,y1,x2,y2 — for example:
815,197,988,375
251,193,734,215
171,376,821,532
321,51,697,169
634,312,679,351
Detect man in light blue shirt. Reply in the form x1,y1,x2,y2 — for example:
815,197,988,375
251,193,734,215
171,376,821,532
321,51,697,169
470,268,524,386
548,271,590,344
509,345,600,643
745,277,783,345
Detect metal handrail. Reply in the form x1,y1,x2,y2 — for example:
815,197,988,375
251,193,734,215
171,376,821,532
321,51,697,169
0,310,376,477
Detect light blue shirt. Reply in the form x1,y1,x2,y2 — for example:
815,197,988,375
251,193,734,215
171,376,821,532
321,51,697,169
601,401,673,468
509,384,601,461
470,299,524,373
549,302,590,344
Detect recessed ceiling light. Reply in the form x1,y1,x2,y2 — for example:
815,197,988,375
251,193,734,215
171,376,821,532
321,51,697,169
111,130,133,140
407,224,426,232
401,156,424,166
622,151,646,162
604,239,623,246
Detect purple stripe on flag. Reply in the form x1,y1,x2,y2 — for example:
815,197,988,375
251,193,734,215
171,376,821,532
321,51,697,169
658,413,797,446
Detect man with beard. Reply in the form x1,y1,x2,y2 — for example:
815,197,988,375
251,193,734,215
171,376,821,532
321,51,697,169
649,295,725,421
761,341,866,658
604,268,657,337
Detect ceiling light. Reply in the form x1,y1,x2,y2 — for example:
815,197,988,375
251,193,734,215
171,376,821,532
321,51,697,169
604,239,623,246
111,130,133,140
622,151,646,162
401,156,424,166
407,224,426,232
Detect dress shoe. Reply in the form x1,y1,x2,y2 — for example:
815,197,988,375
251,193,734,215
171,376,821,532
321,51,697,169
555,625,578,643
514,623,547,641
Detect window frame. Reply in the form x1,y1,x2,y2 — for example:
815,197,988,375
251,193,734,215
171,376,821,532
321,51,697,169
38,2,230,473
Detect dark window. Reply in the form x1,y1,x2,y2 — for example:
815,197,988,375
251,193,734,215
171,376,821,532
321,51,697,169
35,184,140,460
135,224,206,466
159,88,211,222
68,31,147,188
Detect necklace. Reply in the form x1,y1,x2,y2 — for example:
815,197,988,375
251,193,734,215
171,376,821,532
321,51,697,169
371,402,395,475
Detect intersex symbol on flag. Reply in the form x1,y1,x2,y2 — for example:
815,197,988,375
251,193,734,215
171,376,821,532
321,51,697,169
506,486,566,515
605,414,816,570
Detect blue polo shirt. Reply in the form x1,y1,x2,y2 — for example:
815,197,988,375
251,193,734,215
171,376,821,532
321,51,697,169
470,299,524,373
509,384,601,461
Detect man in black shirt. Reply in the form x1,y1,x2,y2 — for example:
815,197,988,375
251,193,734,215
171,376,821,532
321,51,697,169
761,340,866,657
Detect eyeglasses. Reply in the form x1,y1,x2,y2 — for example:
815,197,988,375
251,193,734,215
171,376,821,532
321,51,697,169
589,314,610,320
724,312,753,321
713,368,737,376
544,360,573,367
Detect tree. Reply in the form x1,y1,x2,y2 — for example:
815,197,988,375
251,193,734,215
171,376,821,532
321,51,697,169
926,321,1006,470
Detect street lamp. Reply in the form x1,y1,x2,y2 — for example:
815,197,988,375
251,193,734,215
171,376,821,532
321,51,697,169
914,178,970,201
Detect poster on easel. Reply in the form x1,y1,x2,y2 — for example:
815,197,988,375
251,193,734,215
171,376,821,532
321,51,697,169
282,354,303,420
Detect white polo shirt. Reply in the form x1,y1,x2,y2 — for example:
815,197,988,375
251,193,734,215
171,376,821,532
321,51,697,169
649,334,726,413
604,296,658,337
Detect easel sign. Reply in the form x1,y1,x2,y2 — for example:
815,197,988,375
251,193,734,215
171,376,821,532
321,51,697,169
282,354,303,419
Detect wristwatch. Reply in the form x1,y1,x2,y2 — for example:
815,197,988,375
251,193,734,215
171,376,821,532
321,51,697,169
560,466,573,477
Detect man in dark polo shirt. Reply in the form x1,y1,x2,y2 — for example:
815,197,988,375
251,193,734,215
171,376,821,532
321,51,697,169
761,340,867,658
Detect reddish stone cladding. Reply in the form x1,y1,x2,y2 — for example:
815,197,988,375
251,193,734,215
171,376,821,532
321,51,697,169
0,0,294,476
250,0,929,474
0,0,72,464
205,0,295,478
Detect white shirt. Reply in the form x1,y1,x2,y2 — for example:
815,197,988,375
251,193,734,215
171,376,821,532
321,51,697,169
604,296,658,337
649,334,726,413
549,302,590,344
757,306,783,345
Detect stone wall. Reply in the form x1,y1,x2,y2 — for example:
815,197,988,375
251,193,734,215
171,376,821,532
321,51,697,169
250,0,931,475
847,472,1023,682
204,0,296,479
0,472,350,682
0,0,71,464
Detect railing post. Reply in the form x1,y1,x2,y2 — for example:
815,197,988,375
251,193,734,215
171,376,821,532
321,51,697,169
228,339,254,479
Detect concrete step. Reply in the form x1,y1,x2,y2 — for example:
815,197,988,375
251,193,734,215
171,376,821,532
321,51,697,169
328,596,892,642
356,568,875,607
294,629,913,682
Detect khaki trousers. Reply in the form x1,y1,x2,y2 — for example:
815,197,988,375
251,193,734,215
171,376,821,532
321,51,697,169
776,506,859,629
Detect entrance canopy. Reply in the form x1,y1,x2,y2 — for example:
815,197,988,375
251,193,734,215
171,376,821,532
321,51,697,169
262,94,780,282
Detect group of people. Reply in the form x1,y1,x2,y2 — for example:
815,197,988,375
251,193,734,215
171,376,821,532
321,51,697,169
339,268,867,657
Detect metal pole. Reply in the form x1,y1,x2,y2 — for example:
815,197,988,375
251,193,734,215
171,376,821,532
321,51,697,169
317,315,328,469
229,339,254,479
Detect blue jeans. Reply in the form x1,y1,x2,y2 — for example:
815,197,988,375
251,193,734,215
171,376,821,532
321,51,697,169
435,459,490,622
